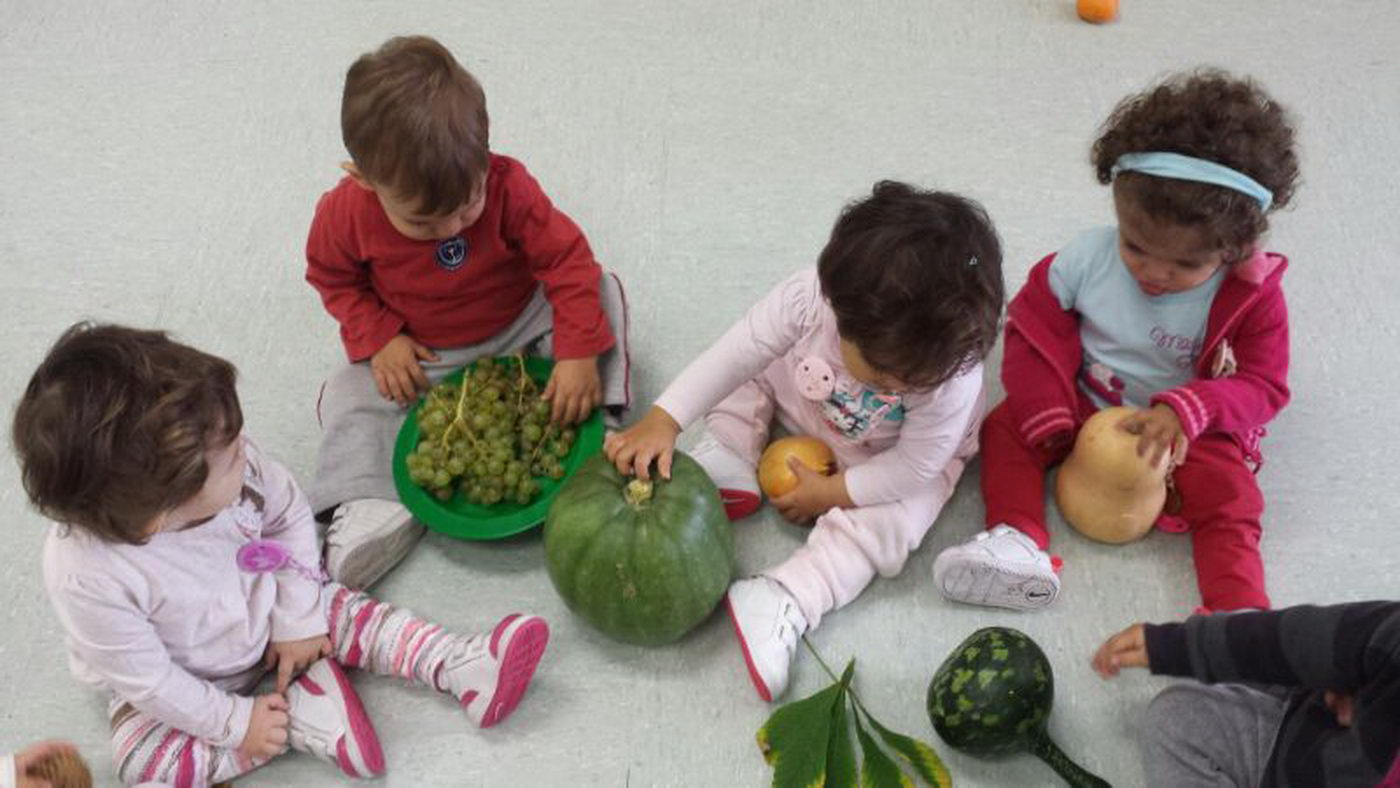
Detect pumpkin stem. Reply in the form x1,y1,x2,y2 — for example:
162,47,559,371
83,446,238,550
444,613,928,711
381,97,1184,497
1030,731,1111,788
624,478,654,506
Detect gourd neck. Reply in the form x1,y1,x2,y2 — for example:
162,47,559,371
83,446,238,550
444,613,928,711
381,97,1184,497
624,479,654,507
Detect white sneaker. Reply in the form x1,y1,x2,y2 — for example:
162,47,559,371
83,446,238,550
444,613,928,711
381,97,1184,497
691,433,762,520
933,525,1060,610
324,499,425,589
725,577,807,702
436,614,550,729
286,658,385,779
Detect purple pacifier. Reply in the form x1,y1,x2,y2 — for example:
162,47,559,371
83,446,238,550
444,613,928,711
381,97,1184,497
236,539,327,582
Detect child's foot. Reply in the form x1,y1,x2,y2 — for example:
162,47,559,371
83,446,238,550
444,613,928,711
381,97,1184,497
436,614,550,729
691,433,761,520
324,499,425,589
286,658,385,779
726,576,808,702
933,525,1060,611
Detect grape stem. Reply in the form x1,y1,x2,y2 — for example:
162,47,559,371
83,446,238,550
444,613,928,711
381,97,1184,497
437,372,484,453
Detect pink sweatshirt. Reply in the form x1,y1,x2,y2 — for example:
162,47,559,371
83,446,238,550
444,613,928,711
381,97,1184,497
654,268,984,506
41,438,325,750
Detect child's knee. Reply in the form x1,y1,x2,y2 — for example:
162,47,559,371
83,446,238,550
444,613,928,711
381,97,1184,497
1143,684,1204,746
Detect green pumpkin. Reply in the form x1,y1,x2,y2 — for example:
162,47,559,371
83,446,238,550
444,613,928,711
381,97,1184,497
928,627,1110,788
544,451,734,646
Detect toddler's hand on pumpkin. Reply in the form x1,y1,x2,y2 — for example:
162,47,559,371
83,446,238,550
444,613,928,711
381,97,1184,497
543,356,602,425
1117,405,1186,469
604,406,681,480
1092,623,1149,678
771,457,850,524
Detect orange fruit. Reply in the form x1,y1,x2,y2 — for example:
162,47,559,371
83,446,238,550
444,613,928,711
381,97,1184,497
758,436,837,498
1077,0,1118,23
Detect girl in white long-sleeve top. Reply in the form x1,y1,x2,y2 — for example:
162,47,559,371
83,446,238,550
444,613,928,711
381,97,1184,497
13,324,550,787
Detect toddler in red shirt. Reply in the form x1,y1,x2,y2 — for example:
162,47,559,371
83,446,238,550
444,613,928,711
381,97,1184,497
305,36,630,588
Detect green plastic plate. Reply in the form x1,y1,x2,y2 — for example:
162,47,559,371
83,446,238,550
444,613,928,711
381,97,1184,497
391,357,605,541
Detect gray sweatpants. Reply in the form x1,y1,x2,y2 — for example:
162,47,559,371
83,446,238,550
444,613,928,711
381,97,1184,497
1141,682,1288,788
309,272,631,515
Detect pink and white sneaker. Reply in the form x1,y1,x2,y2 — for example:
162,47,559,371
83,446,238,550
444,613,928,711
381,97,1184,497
286,658,385,779
437,614,550,728
691,433,762,520
726,577,808,702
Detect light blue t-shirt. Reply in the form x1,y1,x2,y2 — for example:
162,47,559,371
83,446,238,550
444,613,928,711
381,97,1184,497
1049,226,1223,409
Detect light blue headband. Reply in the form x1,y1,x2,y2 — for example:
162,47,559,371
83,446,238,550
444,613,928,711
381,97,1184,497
1112,152,1273,211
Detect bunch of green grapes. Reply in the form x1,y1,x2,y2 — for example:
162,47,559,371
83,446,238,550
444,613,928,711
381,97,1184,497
403,357,577,505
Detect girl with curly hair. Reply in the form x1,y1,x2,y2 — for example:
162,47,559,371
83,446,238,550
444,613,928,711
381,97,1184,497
934,69,1301,614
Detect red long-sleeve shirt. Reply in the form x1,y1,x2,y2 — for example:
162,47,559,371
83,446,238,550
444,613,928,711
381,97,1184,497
305,154,615,362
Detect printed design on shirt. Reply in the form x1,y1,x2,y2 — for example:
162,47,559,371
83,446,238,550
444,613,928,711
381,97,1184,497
228,454,266,537
435,236,468,271
1081,362,1126,407
1150,326,1205,371
819,387,905,440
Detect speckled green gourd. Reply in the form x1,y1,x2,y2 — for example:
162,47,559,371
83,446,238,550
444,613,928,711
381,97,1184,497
928,627,1111,788
543,451,734,646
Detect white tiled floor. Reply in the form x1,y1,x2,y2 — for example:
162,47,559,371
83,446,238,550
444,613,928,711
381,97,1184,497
3,1,1398,785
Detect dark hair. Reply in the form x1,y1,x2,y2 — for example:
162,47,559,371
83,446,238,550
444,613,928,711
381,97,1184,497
342,35,490,216
817,181,1004,390
1092,69,1299,262
11,323,243,545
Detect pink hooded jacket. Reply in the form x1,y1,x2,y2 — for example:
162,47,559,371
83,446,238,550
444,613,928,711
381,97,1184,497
1001,246,1290,465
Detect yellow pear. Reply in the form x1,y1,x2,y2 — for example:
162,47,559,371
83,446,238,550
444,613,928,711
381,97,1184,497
1054,406,1169,544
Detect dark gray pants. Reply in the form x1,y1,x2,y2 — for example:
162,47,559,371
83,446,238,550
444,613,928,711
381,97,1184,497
310,273,631,515
1141,682,1287,788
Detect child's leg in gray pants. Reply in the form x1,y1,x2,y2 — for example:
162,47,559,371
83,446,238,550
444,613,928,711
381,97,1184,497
1140,682,1287,788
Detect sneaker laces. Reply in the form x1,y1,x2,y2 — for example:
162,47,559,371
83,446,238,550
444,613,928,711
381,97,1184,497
434,629,493,694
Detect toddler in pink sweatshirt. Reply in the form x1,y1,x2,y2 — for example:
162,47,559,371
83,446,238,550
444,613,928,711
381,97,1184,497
605,181,1005,700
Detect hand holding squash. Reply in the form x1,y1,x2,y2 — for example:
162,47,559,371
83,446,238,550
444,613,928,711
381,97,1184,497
770,456,852,524
1117,403,1187,468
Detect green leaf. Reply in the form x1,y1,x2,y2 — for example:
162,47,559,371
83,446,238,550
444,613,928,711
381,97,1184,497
855,712,912,788
757,673,846,787
826,669,858,788
863,713,952,788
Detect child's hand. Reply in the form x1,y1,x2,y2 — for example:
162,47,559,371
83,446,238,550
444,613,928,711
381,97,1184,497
1092,623,1150,678
263,635,331,694
371,334,439,406
603,406,681,480
771,457,849,524
543,356,602,425
13,740,81,788
239,693,290,761
1324,691,1355,727
1117,405,1187,468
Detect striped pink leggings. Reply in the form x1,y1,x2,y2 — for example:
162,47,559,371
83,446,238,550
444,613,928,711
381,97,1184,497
108,583,465,787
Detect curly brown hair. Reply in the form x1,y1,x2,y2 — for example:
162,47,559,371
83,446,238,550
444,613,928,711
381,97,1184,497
1091,69,1299,262
817,181,1005,390
11,323,243,544
342,35,489,216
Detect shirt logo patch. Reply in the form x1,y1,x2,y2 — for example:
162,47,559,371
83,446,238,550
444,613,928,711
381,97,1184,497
435,237,468,271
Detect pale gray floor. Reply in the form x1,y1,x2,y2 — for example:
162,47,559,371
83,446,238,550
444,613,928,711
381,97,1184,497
3,2,1399,786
